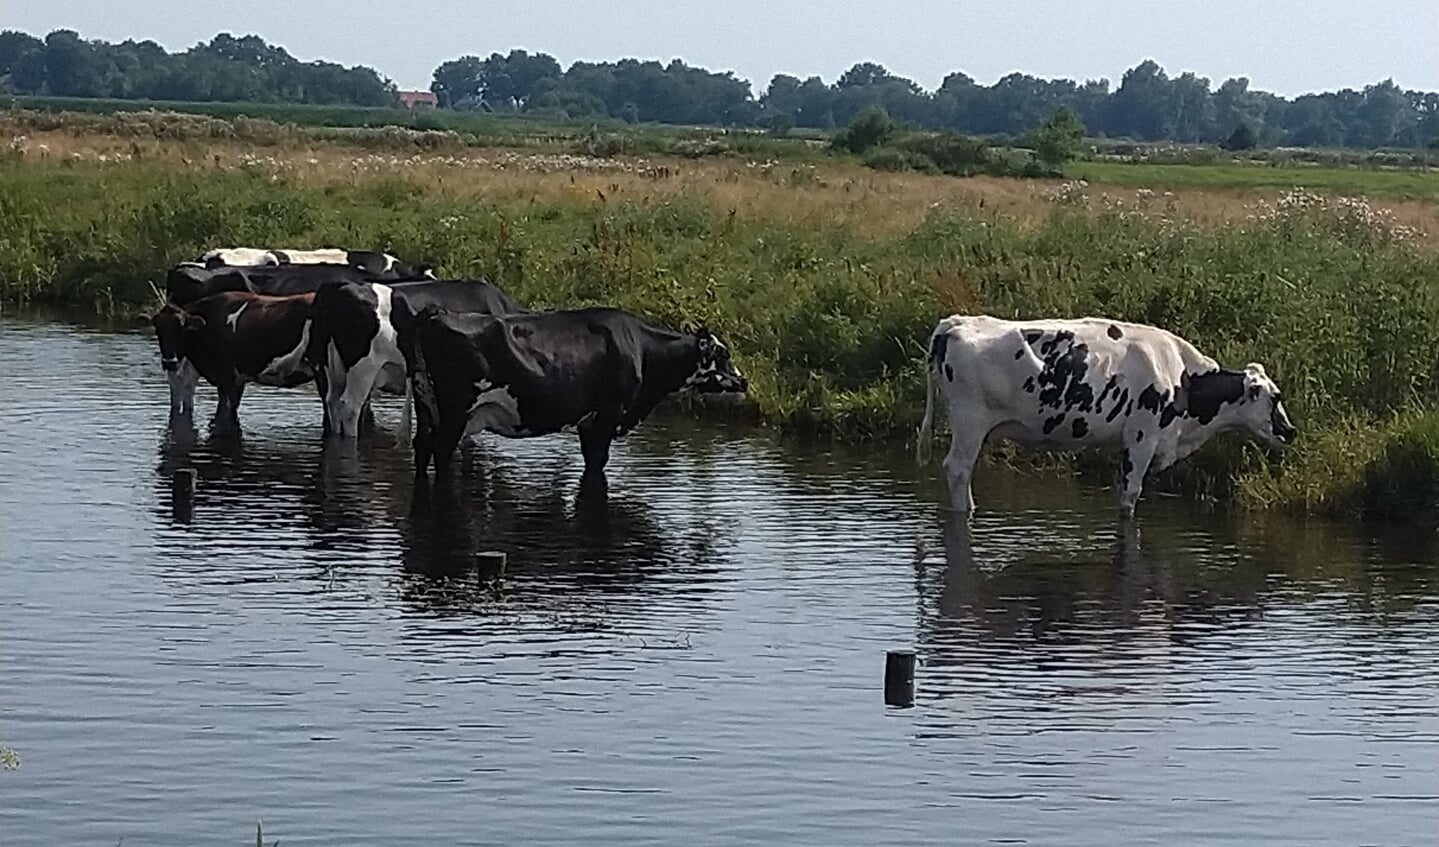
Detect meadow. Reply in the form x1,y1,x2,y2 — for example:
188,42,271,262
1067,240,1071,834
3,108,1438,522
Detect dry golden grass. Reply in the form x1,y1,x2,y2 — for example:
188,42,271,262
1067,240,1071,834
11,129,1439,245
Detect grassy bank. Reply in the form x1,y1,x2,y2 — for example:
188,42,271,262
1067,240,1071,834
2,127,1437,522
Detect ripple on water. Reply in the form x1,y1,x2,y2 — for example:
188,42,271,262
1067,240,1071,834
2,317,1437,847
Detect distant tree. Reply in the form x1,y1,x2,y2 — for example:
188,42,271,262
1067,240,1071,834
1220,121,1259,151
836,61,893,90
478,49,562,110
831,105,896,154
431,55,484,108
1033,106,1085,169
1106,59,1175,140
1213,78,1267,144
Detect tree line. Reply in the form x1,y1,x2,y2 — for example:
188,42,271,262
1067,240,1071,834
0,30,396,107
4,28,1438,149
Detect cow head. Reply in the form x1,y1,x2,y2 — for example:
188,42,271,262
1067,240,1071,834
1241,362,1297,448
150,304,206,415
686,327,748,394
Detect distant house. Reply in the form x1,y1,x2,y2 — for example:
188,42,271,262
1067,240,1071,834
398,90,438,110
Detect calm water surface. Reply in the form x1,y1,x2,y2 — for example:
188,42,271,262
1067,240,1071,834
2,316,1437,846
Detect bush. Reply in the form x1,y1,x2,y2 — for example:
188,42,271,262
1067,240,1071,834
1221,122,1259,151
830,106,896,155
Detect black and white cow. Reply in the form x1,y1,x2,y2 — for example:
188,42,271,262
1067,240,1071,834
198,247,435,280
150,290,320,430
403,305,748,481
303,278,530,440
916,314,1297,517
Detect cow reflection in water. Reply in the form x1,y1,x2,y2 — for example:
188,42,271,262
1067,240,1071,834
395,463,724,617
917,512,1273,658
153,424,725,615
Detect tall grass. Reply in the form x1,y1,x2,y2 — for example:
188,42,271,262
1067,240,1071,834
1,146,1436,522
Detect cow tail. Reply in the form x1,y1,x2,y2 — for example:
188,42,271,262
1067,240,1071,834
917,330,939,465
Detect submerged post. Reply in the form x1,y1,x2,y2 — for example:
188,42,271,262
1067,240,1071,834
474,551,507,582
884,649,916,707
171,468,197,522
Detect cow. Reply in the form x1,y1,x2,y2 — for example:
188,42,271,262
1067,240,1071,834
303,277,530,441
916,314,1297,518
165,262,430,307
150,290,322,431
402,305,749,482
198,247,435,280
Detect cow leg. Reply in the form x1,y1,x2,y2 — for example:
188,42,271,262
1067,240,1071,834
941,427,984,515
430,417,466,481
1118,440,1158,518
214,381,244,435
411,388,437,480
327,358,380,438
315,370,333,437
167,360,198,418
360,400,377,434
579,424,615,479
396,379,414,447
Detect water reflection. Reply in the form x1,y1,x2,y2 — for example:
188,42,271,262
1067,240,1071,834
8,316,1439,847
148,419,730,620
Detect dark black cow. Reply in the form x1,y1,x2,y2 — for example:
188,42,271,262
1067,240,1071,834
403,305,748,481
150,290,320,431
303,278,529,439
165,262,430,307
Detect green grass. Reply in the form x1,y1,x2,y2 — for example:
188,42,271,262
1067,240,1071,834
1072,160,1439,202
3,97,826,161
1,156,1437,522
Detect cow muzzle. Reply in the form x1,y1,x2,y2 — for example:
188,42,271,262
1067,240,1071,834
161,357,180,372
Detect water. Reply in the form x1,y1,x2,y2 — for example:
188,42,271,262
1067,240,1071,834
2,315,1437,847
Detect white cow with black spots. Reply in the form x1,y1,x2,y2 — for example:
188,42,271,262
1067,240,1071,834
917,314,1297,517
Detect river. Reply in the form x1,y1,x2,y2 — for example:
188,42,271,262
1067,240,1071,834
2,315,1436,846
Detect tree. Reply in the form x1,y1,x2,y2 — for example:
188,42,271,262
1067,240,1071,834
831,105,895,154
1220,121,1258,151
1033,106,1085,170
836,61,893,90
1106,59,1175,139
478,49,562,110
430,55,484,108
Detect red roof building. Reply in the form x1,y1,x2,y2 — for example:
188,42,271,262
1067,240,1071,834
398,90,439,109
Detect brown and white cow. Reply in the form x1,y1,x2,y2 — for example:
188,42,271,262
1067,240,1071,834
150,290,321,431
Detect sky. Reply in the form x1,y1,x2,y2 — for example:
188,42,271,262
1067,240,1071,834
8,0,1437,97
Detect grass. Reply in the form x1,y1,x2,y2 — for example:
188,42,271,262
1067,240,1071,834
1073,160,1439,203
3,117,1438,524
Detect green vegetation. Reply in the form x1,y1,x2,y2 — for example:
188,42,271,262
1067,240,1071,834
3,28,1438,149
1070,161,1439,203
1,135,1437,523
1,103,827,163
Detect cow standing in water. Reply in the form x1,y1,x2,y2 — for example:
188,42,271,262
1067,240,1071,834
150,291,321,432
303,278,529,441
917,314,1297,517
403,306,749,482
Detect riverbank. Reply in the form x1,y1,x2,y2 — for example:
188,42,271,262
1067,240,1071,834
3,127,1438,522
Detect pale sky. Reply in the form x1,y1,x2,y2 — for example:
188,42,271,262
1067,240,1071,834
7,0,1437,97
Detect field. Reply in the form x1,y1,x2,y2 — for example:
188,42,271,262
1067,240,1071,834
3,107,1439,522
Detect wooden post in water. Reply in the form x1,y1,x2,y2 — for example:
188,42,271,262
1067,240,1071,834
884,649,916,707
171,468,197,523
474,551,507,582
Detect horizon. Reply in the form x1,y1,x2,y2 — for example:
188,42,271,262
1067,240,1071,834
7,0,1438,99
